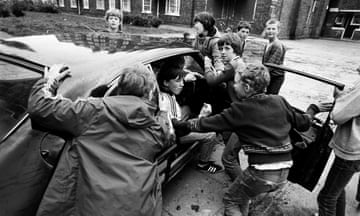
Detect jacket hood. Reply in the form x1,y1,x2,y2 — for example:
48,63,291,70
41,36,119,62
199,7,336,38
103,95,157,128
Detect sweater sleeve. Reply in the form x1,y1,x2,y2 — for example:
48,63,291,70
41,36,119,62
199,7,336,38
331,83,360,125
190,103,239,132
28,78,99,136
280,96,312,132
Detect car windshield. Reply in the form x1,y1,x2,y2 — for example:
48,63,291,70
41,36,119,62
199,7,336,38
0,62,41,139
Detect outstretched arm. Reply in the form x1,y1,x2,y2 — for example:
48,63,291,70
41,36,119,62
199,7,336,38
28,64,99,136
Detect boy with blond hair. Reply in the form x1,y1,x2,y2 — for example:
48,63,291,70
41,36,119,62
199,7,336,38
262,19,286,94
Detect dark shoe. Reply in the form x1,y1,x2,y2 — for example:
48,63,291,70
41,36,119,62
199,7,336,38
197,161,223,174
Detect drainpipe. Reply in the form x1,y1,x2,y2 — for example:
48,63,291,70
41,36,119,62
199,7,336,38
157,0,159,17
77,0,81,15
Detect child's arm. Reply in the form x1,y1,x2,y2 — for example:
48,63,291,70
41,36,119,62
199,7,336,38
188,103,238,132
204,56,234,86
332,84,360,124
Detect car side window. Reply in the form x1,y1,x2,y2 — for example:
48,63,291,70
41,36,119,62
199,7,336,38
0,63,41,140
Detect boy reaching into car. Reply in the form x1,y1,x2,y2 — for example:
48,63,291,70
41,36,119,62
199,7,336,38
177,63,331,216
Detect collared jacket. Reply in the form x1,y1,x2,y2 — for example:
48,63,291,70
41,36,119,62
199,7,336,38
330,80,360,160
190,94,315,165
28,79,168,216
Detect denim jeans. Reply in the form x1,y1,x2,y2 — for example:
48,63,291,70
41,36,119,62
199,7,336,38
223,166,289,216
180,132,217,162
318,156,360,216
357,176,360,202
222,133,242,181
266,74,284,95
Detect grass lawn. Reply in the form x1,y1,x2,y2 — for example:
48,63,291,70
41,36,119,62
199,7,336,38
0,11,184,36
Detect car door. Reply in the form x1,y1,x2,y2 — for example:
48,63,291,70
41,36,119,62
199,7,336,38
0,62,66,216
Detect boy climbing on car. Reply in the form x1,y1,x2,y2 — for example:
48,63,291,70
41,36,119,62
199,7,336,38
178,63,331,216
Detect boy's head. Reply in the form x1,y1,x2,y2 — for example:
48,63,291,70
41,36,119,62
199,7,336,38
237,21,251,40
157,65,186,95
104,8,123,32
263,19,280,40
193,12,216,37
117,63,156,100
218,33,242,62
233,63,270,99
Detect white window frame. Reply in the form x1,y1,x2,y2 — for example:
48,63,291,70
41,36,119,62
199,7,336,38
142,0,152,13
58,0,64,7
165,0,180,16
121,0,131,12
351,15,360,26
70,0,77,8
334,15,345,25
96,0,105,9
83,0,89,9
109,0,116,9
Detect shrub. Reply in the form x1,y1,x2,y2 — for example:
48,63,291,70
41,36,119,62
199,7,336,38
132,15,150,27
123,14,135,25
35,1,59,13
11,0,26,17
150,17,162,28
0,1,11,17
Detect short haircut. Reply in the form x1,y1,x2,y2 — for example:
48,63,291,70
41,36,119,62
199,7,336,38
193,12,216,36
157,62,186,92
265,19,280,28
104,8,123,21
239,64,270,93
117,64,156,99
218,33,242,56
237,21,251,31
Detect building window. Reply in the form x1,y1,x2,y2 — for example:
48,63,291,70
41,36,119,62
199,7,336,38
96,0,105,9
59,0,64,7
70,0,77,8
142,0,151,13
83,0,89,9
109,0,116,9
165,0,180,16
334,15,345,26
121,0,131,12
351,15,360,26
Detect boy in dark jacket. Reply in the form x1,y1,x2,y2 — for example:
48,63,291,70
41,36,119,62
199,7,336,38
179,63,331,216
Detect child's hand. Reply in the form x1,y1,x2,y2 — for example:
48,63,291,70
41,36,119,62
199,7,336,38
316,102,333,112
333,86,344,99
198,103,212,118
184,71,204,82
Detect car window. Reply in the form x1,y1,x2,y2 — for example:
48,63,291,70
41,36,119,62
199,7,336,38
0,62,41,139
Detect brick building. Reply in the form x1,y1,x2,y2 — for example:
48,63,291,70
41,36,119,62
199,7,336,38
321,0,360,40
54,0,343,39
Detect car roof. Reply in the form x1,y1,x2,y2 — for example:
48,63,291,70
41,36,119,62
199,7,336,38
0,33,200,98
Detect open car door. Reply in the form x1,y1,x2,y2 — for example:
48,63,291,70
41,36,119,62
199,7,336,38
265,63,345,191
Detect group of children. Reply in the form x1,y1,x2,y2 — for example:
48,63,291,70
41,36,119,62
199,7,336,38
102,8,359,216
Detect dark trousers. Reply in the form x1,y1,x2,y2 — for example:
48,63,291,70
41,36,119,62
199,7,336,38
266,74,285,95
221,133,242,181
318,156,360,216
357,175,360,202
